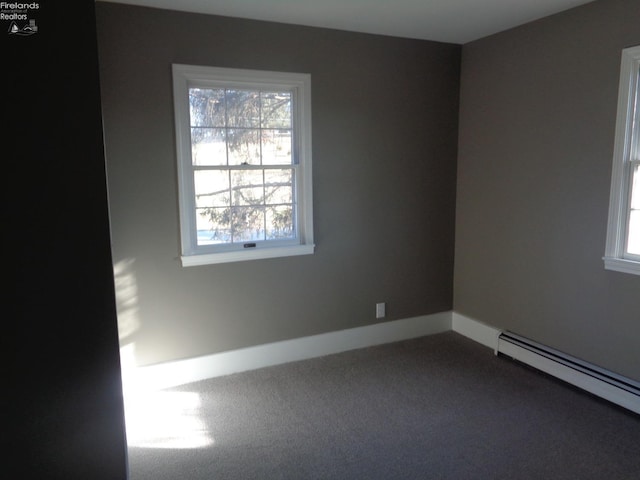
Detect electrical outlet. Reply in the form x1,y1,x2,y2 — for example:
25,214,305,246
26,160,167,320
376,302,386,319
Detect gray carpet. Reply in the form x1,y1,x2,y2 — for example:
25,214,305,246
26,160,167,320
126,332,640,479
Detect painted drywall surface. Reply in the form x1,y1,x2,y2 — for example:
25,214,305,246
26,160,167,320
96,3,460,366
455,0,640,380
5,2,128,477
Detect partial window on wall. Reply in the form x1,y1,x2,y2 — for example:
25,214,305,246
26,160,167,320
604,45,640,275
172,64,314,266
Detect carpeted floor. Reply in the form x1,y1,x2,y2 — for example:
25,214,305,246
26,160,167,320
126,331,640,479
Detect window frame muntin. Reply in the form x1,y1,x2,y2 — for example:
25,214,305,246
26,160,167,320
172,64,314,266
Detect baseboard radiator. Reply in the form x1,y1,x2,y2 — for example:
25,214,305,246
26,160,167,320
496,331,640,415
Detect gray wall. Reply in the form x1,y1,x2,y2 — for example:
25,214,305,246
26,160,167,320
455,0,640,380
96,3,460,366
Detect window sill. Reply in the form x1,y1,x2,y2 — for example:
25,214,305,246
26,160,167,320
603,256,640,275
181,243,315,267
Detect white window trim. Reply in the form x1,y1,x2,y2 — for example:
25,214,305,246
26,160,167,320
604,45,640,275
172,64,314,266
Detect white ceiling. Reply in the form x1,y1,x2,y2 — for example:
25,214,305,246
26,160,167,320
102,0,595,44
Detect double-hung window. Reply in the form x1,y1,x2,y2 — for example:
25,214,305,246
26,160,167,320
172,65,314,266
604,45,640,275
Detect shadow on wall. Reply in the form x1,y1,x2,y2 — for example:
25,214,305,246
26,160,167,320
114,257,141,387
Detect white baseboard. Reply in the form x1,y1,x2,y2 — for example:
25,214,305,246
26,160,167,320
497,331,640,415
451,312,501,350
121,311,640,416
124,311,452,392
452,313,640,414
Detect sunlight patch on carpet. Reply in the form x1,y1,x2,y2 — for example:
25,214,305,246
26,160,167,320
124,390,214,449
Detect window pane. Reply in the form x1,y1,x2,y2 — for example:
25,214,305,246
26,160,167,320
191,128,226,165
266,205,294,240
232,206,265,241
226,90,260,127
262,129,292,165
630,164,639,210
264,169,293,205
628,210,640,255
261,92,291,128
194,170,230,207
231,170,264,206
189,88,225,127
628,164,640,255
227,129,260,165
196,207,231,245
